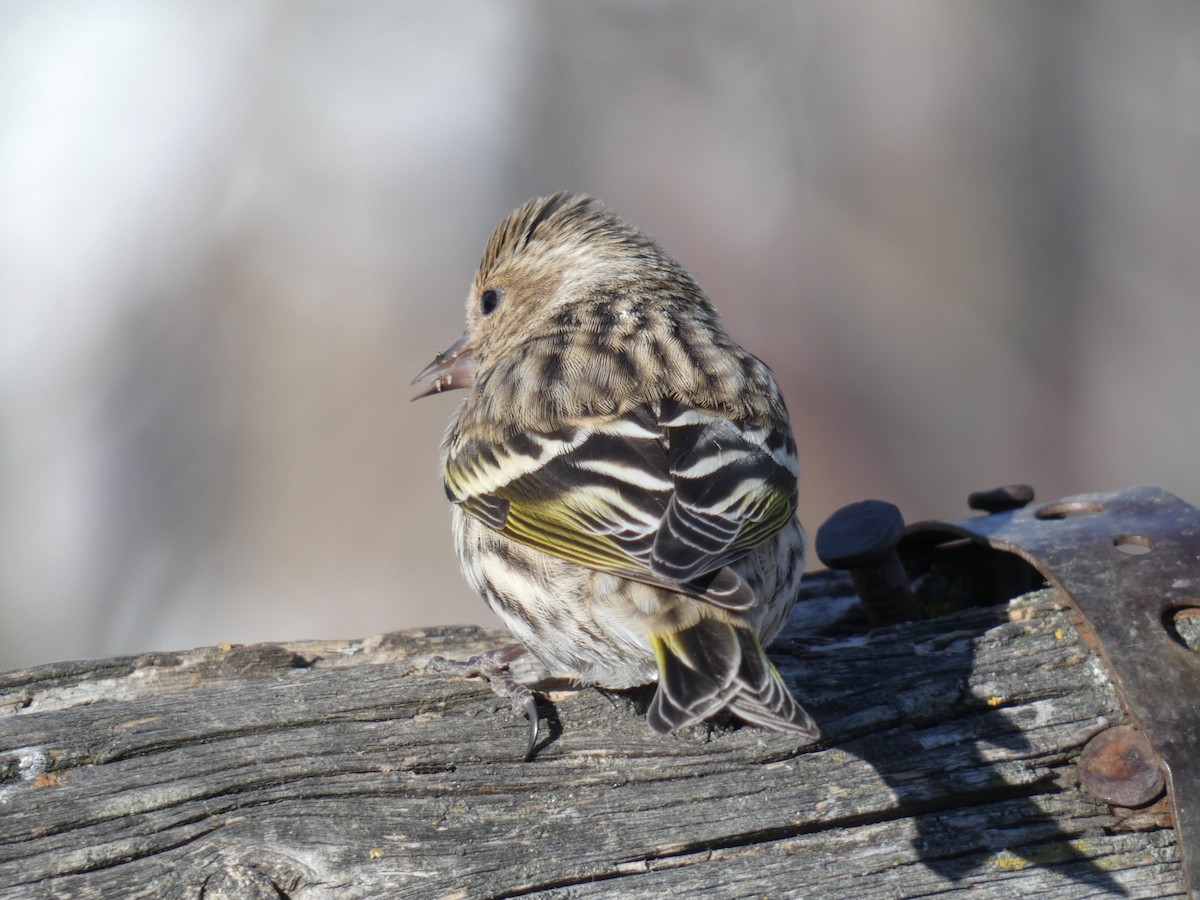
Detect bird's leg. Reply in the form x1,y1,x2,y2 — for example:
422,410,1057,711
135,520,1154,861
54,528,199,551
425,643,541,760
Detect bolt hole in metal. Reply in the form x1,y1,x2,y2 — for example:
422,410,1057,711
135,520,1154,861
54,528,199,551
1034,500,1105,520
1113,533,1153,555
1164,605,1200,652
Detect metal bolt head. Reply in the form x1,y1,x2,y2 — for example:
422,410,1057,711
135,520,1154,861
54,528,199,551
815,500,918,625
1077,724,1166,808
968,484,1035,514
815,500,905,569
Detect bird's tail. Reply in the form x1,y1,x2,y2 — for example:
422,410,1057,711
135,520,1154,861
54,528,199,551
646,619,819,739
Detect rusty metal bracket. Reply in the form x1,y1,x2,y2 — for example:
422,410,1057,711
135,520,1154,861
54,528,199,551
899,485,1200,896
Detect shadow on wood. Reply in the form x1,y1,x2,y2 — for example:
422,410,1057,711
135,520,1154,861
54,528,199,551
0,576,1186,899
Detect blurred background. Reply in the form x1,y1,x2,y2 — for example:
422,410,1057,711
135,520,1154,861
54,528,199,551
2,2,1198,670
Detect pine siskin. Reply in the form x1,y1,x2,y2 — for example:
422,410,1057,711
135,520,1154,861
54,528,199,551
414,192,818,755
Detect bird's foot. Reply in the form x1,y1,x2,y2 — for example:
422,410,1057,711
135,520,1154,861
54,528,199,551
425,644,541,761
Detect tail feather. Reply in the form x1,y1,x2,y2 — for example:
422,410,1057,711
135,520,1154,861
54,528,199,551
647,620,819,740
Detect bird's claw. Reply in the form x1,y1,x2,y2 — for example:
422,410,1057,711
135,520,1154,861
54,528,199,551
519,691,540,762
425,644,542,760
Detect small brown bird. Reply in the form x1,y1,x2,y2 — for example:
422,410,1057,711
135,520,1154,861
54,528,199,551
414,193,817,756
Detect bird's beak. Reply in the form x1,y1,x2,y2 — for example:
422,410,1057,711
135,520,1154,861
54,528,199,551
411,333,475,400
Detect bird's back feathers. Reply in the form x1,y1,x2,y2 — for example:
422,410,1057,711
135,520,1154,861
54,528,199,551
445,398,797,612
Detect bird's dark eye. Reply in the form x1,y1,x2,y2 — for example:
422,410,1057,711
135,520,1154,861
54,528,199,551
480,288,502,316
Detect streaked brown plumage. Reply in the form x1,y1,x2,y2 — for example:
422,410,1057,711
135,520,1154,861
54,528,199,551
415,193,817,752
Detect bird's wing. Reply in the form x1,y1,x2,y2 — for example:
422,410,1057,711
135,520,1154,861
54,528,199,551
651,399,798,580
444,399,798,607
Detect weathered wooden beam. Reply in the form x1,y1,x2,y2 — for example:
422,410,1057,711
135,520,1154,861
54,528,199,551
0,577,1186,899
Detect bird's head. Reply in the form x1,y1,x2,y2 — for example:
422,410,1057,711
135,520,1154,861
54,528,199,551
412,192,701,400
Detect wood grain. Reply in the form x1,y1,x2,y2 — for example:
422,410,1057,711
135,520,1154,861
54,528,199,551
0,579,1185,899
